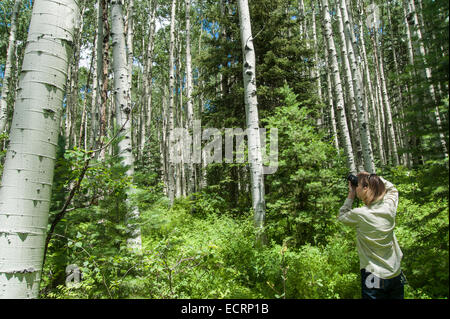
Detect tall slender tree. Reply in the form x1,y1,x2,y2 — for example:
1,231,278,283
0,0,79,299
110,0,142,251
320,0,357,173
167,0,177,204
185,0,195,195
237,0,266,243
356,0,385,165
324,37,339,151
335,1,364,171
0,0,22,133
340,0,375,173
99,0,110,159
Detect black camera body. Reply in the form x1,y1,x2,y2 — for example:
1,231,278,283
347,174,358,187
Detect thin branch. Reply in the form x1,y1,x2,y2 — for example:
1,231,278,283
42,154,94,267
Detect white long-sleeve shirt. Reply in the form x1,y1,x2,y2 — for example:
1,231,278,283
338,177,403,279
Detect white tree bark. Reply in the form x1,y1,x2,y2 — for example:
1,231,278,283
90,49,98,149
311,2,324,127
175,31,184,198
126,0,134,104
161,85,169,195
185,0,195,195
237,0,266,242
167,0,177,204
78,44,95,149
141,0,157,158
99,0,110,160
65,0,86,149
321,0,357,173
0,0,22,133
324,42,339,151
0,0,79,299
90,0,103,150
336,3,364,172
371,28,399,166
357,0,385,165
340,0,375,173
110,0,142,251
298,0,307,39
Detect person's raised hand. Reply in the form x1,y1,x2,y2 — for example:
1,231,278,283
348,181,356,200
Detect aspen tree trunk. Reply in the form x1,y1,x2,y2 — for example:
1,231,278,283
373,67,388,155
126,0,134,103
161,85,169,195
185,0,195,195
167,0,177,204
336,3,363,172
3,38,22,139
298,0,306,38
386,2,409,166
99,0,110,159
321,0,357,173
406,0,448,157
110,0,141,251
175,30,184,198
141,0,157,160
65,1,86,149
140,36,147,160
0,0,22,133
125,0,136,160
237,0,266,243
311,3,324,127
371,29,399,166
356,0,385,165
365,0,398,165
340,0,375,173
0,0,79,299
378,21,399,167
90,28,99,149
311,3,321,102
79,44,95,149
139,35,146,161
386,3,402,107
201,146,207,189
90,0,102,149
402,1,415,66
371,50,387,153
134,70,141,160
197,24,205,191
324,41,339,151
402,0,422,165
147,0,157,140
344,0,356,43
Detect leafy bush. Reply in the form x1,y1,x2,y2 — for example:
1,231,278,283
391,165,449,299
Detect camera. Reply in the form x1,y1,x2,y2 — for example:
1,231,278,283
347,174,358,187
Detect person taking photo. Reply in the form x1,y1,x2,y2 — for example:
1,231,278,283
338,172,406,299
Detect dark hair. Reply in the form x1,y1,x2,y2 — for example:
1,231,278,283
356,172,386,205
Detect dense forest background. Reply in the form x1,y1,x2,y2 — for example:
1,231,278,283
0,0,448,299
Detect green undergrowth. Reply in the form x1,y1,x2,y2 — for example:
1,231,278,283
40,155,448,299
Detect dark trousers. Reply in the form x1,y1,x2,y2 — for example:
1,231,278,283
360,269,405,299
